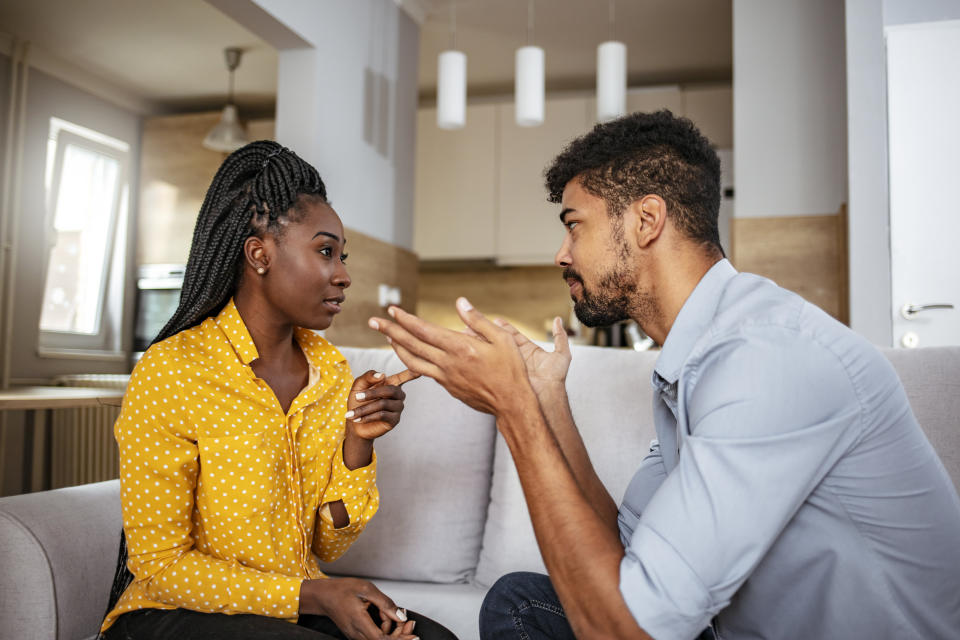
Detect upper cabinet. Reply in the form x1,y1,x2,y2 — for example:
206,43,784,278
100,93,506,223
414,104,498,260
496,96,593,265
413,84,732,265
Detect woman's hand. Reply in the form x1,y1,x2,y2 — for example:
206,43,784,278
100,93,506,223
299,578,418,640
345,369,419,441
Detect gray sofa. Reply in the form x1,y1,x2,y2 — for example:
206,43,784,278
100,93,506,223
1,345,958,640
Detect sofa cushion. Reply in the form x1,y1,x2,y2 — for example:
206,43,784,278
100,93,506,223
474,345,659,587
882,346,960,492
319,347,497,584
0,479,121,640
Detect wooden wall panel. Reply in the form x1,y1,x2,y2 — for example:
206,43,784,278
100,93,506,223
731,207,848,323
417,265,571,343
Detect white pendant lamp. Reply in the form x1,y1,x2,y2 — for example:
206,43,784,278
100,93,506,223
437,3,466,129
515,0,544,127
596,1,627,123
203,47,249,152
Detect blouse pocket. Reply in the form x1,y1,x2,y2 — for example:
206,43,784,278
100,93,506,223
197,432,280,520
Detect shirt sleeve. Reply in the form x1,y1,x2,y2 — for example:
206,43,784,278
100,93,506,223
117,350,303,618
619,328,864,640
314,440,380,562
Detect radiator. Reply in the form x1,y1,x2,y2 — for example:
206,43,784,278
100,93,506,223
50,374,128,489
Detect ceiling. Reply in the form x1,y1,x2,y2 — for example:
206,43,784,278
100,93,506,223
0,0,731,115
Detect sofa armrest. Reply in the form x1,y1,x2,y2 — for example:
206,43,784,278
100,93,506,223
0,480,121,640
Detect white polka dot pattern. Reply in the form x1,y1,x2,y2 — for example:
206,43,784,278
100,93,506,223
100,299,379,632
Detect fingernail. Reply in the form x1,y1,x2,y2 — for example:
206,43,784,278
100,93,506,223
386,336,392,344
368,319,379,330
387,306,397,317
374,372,384,379
344,410,354,419
356,392,366,400
456,297,473,312
352,417,361,422
396,608,407,622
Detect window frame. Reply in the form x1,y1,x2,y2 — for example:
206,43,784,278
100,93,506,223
37,127,130,358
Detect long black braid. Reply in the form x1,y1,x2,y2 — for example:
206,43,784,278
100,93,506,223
101,141,328,628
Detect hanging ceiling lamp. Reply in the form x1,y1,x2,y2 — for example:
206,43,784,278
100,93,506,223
515,0,544,127
596,0,627,123
437,2,467,130
203,47,249,152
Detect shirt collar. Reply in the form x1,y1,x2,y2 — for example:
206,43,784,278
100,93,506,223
214,298,346,370
654,258,737,385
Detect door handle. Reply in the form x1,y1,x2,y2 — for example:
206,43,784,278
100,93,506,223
900,303,955,319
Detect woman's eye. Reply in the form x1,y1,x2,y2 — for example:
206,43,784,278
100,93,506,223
340,253,349,263
319,247,332,257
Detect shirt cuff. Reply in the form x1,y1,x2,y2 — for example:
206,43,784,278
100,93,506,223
619,523,716,640
321,445,377,520
229,564,304,618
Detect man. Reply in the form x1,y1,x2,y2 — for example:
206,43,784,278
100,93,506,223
369,111,960,639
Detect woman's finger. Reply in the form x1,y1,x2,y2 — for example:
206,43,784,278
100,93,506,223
352,384,406,404
349,399,404,420
351,369,386,393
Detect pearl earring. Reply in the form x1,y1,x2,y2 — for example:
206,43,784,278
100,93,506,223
257,267,265,275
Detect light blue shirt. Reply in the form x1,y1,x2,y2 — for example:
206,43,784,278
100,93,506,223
617,259,960,640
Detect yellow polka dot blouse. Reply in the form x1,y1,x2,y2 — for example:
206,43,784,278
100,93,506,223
101,299,378,632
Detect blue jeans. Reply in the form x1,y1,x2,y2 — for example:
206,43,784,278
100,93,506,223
480,572,715,640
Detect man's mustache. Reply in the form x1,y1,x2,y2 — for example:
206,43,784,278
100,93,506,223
562,268,584,285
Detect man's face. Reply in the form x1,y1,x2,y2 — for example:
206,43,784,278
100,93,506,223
554,180,638,328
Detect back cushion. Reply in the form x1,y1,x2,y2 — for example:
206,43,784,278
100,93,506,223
474,345,659,587
883,346,960,493
319,347,497,583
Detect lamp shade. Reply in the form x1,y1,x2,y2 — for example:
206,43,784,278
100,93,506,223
437,50,467,129
597,40,627,122
203,104,248,152
515,45,545,127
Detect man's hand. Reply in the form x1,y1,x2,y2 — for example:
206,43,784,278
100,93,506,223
494,316,572,396
299,578,417,640
346,369,419,441
368,298,534,417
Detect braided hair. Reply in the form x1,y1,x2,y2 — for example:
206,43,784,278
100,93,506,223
101,140,328,627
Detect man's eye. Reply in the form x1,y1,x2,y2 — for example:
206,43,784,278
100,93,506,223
565,221,578,231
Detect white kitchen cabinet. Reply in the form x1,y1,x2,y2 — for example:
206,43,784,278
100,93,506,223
496,96,592,265
414,104,498,260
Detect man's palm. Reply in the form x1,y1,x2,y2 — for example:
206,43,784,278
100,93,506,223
495,317,572,392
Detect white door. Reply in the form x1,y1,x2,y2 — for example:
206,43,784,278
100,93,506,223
886,20,960,348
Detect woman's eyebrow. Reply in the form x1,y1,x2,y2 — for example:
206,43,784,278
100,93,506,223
312,231,341,243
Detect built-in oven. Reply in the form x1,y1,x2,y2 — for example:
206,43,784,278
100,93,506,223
134,264,184,356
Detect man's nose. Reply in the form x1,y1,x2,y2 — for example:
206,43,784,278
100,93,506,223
554,234,572,268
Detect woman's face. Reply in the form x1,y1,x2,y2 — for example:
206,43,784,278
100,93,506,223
260,198,351,331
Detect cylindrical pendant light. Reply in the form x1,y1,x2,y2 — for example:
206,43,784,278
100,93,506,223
437,50,466,129
515,0,544,127
596,0,627,123
437,3,466,130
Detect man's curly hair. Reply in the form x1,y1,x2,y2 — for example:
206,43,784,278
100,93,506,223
545,110,722,254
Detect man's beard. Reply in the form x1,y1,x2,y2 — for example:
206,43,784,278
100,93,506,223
565,263,637,328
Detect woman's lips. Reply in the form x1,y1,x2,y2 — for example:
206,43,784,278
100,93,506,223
323,298,344,313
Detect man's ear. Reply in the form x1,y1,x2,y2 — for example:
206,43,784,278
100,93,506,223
630,194,668,249
243,235,271,273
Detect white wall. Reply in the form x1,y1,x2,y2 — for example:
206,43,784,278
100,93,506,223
846,0,960,345
220,0,420,251
733,0,847,219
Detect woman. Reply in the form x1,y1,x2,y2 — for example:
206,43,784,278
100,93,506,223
100,141,456,640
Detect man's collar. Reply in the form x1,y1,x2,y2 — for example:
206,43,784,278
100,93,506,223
654,258,737,385
215,298,345,370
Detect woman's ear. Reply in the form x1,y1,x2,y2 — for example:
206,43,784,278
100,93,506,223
630,194,668,249
243,235,271,275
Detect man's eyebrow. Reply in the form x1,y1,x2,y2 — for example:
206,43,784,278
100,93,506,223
559,207,575,223
312,231,342,243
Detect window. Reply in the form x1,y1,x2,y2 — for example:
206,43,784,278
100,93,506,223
38,118,130,356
